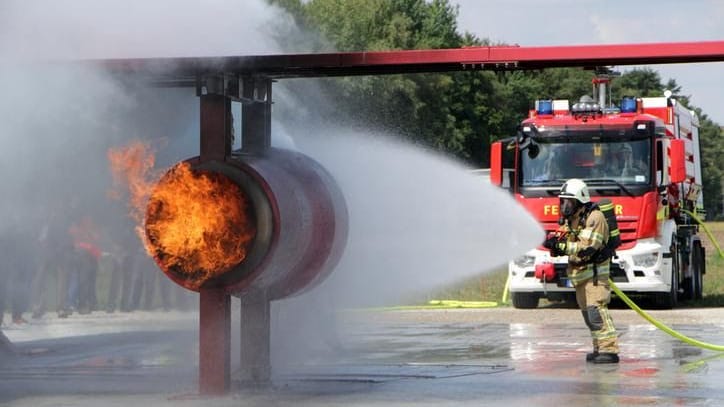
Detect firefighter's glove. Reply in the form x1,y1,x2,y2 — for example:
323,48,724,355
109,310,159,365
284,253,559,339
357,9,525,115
543,236,567,257
579,246,598,262
542,235,558,250
551,242,567,257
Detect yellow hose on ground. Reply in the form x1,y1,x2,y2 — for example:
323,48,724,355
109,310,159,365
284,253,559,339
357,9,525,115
680,352,724,373
373,299,498,311
609,279,724,352
501,272,511,305
427,300,498,308
681,209,724,258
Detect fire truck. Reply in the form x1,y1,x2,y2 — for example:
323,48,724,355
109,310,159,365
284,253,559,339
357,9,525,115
490,71,706,309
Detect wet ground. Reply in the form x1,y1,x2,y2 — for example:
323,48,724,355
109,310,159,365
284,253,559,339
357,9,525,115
1,306,724,406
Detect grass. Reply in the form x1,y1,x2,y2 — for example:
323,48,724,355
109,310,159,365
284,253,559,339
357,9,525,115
423,222,724,308
421,267,509,304
693,221,724,307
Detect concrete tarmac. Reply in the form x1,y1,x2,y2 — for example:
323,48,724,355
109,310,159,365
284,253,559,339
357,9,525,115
1,306,724,406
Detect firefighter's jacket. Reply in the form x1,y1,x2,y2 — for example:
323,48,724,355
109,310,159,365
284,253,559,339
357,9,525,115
561,205,610,286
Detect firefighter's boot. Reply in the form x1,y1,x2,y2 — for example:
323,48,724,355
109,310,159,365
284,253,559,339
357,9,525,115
591,352,619,364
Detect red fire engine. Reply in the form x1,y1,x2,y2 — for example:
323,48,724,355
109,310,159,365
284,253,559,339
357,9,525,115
490,70,706,309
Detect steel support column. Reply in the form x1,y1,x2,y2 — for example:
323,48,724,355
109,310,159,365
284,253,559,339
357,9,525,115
198,288,231,395
239,289,271,386
241,77,272,153
195,75,274,394
198,90,233,395
200,93,233,162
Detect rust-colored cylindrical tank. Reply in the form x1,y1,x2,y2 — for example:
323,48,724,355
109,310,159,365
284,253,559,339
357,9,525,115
145,148,347,300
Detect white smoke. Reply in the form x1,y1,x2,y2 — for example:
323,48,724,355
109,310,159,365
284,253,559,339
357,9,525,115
0,0,543,381
0,0,295,374
296,130,542,306
0,0,294,60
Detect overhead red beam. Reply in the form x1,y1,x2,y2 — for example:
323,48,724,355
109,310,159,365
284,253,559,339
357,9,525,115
488,40,724,64
93,40,724,84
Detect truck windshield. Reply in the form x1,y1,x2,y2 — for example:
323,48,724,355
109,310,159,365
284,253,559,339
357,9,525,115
521,138,651,187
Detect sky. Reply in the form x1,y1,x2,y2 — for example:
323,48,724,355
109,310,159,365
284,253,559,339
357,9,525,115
453,0,724,124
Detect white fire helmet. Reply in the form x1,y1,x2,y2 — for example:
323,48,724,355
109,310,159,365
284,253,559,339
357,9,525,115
559,178,590,204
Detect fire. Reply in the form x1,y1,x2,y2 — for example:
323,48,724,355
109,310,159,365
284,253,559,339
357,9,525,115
145,163,256,288
107,140,156,222
108,140,256,289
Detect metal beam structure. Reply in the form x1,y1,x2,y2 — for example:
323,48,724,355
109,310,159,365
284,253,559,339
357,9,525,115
94,40,724,86
194,69,275,395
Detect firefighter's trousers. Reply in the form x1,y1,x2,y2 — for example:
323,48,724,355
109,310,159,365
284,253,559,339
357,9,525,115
575,276,619,354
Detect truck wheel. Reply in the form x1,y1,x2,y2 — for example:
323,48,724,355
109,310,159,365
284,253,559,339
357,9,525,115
654,238,680,309
511,293,539,309
654,269,678,309
692,241,704,300
0,330,14,356
682,277,693,301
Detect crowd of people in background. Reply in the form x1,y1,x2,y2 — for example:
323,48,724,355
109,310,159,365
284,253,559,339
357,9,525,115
0,209,195,327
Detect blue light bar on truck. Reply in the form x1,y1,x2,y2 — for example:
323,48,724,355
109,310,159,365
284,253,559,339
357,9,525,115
536,100,553,115
621,97,637,113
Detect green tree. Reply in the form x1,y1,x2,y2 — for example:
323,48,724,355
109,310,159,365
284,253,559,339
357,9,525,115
696,113,724,219
614,68,663,98
291,0,504,163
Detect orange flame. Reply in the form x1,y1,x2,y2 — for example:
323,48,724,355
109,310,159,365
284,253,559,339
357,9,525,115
107,140,158,246
107,140,256,289
145,163,256,288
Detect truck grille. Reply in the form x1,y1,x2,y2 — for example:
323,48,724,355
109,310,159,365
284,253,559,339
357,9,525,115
617,218,638,250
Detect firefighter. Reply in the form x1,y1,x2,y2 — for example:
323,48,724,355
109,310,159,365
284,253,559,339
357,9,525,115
543,178,620,364
618,144,647,177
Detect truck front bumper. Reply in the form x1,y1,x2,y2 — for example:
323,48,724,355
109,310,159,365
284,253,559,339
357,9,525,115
508,239,672,294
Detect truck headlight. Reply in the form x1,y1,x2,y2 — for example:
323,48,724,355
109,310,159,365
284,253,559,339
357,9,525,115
513,255,535,268
632,253,659,268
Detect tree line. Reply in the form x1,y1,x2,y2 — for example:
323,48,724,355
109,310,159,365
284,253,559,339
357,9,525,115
270,0,724,219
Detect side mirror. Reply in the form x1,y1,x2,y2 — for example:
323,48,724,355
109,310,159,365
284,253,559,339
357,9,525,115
490,141,503,186
668,139,686,184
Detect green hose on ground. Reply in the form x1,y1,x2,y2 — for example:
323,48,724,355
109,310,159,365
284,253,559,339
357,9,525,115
609,279,724,352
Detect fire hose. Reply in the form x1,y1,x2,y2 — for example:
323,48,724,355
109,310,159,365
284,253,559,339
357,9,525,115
378,299,499,310
609,280,724,352
682,208,724,258
606,208,724,351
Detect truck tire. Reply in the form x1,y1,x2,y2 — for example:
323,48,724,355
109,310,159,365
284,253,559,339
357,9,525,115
511,292,539,309
692,241,704,300
654,268,678,309
682,277,694,301
0,331,14,356
654,237,680,309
